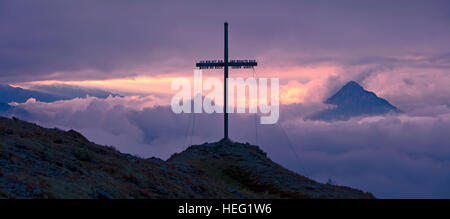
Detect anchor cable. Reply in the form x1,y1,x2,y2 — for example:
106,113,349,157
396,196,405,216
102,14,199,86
190,112,196,146
277,122,310,177
182,112,193,149
252,67,309,177
252,67,259,146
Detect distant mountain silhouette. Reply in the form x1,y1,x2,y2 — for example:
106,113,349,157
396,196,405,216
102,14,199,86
0,84,63,104
0,102,11,111
0,84,120,112
308,81,401,121
29,84,122,100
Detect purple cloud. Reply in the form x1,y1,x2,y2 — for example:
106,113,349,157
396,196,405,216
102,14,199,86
1,0,450,82
7,95,450,198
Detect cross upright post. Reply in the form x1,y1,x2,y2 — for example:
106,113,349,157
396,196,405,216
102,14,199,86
196,22,257,141
224,22,229,140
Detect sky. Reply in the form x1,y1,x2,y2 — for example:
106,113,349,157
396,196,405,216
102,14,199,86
1,0,450,198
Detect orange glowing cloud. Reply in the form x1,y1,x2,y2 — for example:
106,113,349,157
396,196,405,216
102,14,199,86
14,76,178,96
12,64,341,105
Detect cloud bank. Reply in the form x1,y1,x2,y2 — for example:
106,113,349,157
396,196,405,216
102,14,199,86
2,0,450,82
7,95,450,198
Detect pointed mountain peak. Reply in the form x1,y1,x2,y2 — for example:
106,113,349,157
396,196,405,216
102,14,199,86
342,81,363,90
308,80,401,121
325,81,369,105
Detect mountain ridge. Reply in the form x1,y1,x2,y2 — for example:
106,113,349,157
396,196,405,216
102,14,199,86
0,117,373,199
0,84,120,106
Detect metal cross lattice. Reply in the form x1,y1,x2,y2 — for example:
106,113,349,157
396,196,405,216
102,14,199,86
196,22,257,140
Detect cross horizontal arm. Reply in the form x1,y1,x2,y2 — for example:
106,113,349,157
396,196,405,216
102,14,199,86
196,59,257,69
196,60,225,69
229,60,257,68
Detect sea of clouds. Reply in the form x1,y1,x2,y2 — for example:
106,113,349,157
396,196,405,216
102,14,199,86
6,94,450,198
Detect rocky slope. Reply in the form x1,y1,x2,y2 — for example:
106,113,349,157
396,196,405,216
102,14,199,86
0,117,374,199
